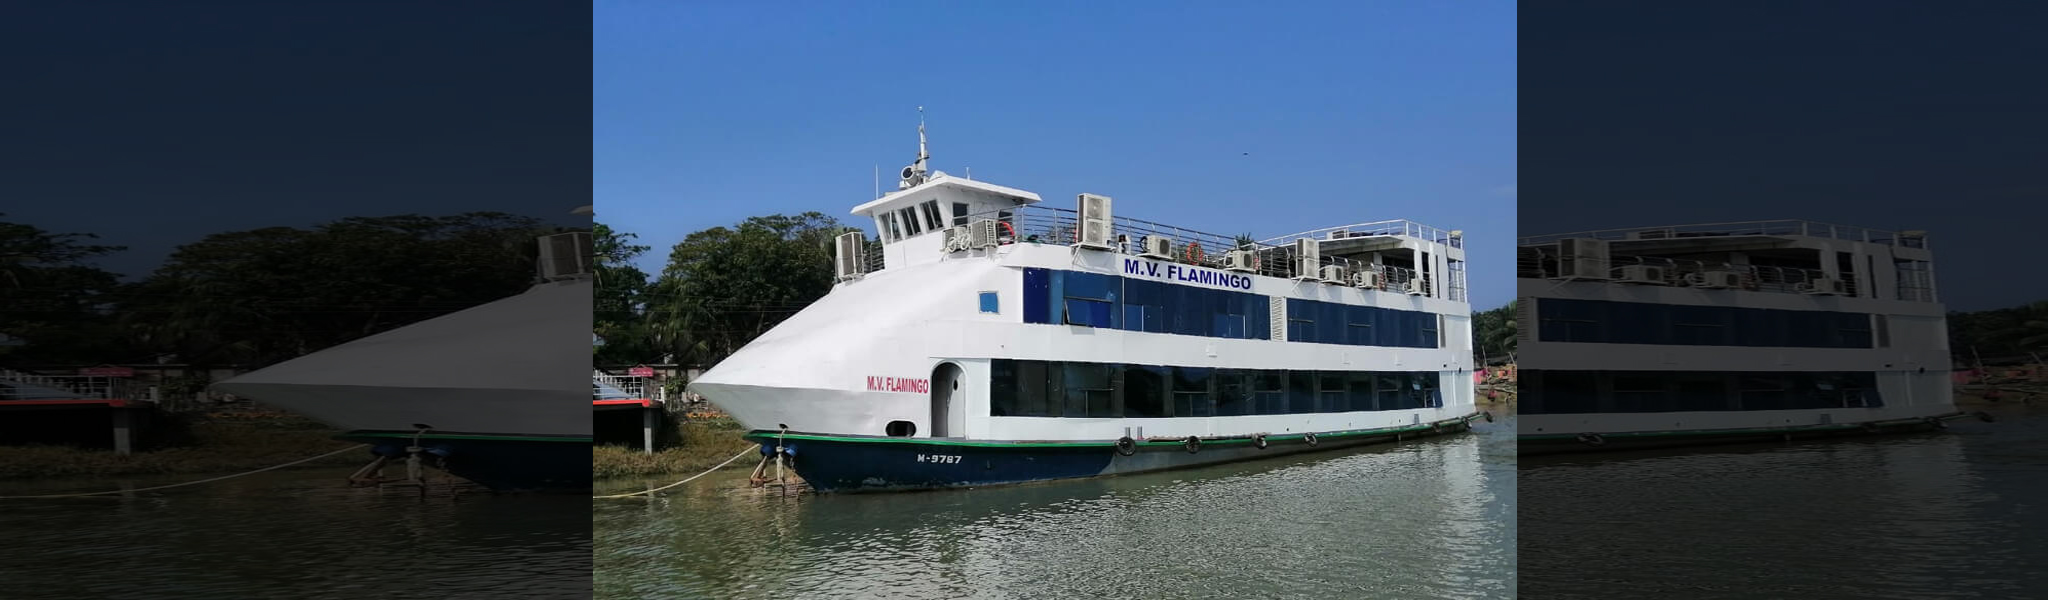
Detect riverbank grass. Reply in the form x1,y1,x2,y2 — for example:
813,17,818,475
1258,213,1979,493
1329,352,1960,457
593,417,756,479
0,414,357,480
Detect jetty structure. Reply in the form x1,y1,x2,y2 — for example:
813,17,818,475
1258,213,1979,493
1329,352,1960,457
689,119,1483,492
1516,221,1977,453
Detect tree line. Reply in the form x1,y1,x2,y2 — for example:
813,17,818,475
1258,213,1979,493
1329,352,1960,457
1,212,577,371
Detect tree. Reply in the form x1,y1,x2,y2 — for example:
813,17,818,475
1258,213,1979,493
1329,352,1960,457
122,213,552,367
593,222,653,365
1471,300,1517,362
0,215,128,364
645,212,854,367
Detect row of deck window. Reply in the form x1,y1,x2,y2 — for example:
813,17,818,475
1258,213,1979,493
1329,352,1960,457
988,359,1446,418
1519,370,1883,414
1022,268,1442,348
1536,298,1879,348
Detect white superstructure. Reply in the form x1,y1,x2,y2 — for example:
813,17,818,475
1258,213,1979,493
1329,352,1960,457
691,132,1474,447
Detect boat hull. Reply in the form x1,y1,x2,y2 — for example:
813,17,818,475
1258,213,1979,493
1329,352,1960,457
1518,412,1972,455
344,430,592,492
744,412,1484,493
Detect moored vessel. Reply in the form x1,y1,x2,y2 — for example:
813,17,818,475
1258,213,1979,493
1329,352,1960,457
689,125,1481,492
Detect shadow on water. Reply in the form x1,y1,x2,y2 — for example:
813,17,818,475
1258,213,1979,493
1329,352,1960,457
1519,402,2048,600
596,410,1517,600
0,467,592,600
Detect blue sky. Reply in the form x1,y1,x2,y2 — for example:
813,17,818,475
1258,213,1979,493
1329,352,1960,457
595,1,1516,309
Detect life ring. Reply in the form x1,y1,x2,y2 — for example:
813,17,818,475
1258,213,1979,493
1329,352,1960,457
1576,432,1605,446
1115,436,1137,456
1302,432,1319,446
1185,242,1204,264
1183,436,1202,453
1252,433,1269,449
999,221,1016,242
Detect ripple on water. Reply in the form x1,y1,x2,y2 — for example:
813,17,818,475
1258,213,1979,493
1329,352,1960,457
596,422,1519,600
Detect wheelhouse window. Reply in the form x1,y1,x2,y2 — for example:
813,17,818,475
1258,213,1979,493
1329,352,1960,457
920,199,944,231
898,207,923,236
952,202,969,226
880,213,902,242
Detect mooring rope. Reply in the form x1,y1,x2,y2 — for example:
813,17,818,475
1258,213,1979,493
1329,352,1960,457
0,444,368,499
593,447,755,499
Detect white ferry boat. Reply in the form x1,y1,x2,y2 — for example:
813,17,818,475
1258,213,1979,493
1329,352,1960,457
1515,221,1971,453
687,127,1482,492
214,232,594,490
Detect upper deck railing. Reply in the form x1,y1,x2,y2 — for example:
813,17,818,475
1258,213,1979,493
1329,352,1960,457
1519,220,1928,249
1262,220,1463,249
845,205,1466,302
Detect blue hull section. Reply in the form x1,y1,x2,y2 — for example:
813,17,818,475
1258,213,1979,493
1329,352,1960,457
344,432,592,492
745,414,1482,493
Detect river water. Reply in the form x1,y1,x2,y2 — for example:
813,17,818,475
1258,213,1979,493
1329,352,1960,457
1520,401,2048,599
0,467,592,599
594,409,1517,599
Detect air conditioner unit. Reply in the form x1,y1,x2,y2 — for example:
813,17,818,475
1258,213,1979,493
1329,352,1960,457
1225,250,1257,272
1799,277,1847,295
1353,270,1380,289
968,219,999,248
1319,265,1347,283
1076,193,1114,250
1617,265,1668,285
833,231,864,281
1140,236,1174,259
537,232,593,281
1556,238,1610,280
1687,270,1742,289
942,226,969,253
1293,238,1320,279
1404,278,1427,296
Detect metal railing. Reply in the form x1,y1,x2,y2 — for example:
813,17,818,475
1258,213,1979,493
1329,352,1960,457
1262,220,1463,249
593,371,649,400
0,369,147,401
1517,247,1883,299
1519,220,1927,249
983,205,1443,297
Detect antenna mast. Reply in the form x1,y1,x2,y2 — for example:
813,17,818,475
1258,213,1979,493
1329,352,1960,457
898,106,931,190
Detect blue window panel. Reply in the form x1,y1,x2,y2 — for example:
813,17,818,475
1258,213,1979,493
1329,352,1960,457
1246,296,1271,339
1064,271,1116,300
1023,268,1051,324
1064,298,1114,328
979,291,999,314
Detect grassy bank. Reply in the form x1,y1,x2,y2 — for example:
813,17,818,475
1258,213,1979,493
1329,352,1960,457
593,417,756,479
0,414,357,480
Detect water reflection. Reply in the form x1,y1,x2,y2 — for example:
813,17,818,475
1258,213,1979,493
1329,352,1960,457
1520,404,2047,599
1,468,591,599
596,413,1517,599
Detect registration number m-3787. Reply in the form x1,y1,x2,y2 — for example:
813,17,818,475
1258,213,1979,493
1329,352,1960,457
915,454,962,464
